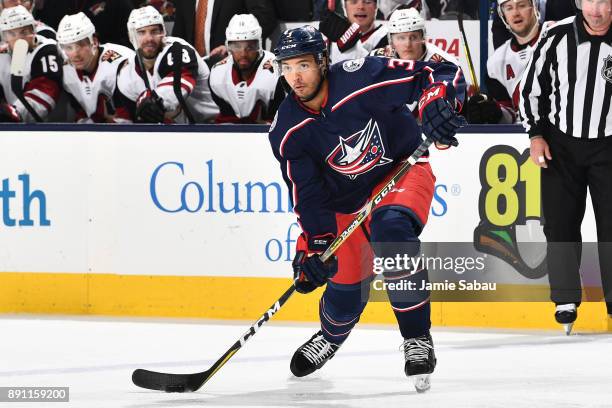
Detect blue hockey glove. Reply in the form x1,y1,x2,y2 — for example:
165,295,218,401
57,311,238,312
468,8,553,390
293,233,338,294
418,83,467,147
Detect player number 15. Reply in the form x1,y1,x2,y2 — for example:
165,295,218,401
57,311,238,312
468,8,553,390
40,55,59,73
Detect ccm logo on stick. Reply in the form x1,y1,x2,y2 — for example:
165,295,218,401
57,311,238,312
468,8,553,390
239,301,281,346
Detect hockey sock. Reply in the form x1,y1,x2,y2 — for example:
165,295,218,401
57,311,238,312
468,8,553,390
369,207,431,339
385,268,432,339
319,282,368,344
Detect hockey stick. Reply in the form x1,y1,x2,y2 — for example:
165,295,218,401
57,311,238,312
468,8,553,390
10,39,43,123
132,137,434,393
135,49,153,92
457,3,480,93
321,137,433,260
171,43,195,124
134,48,167,123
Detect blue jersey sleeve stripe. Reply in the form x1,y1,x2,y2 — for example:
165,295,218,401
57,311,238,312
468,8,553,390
330,75,417,112
279,117,315,158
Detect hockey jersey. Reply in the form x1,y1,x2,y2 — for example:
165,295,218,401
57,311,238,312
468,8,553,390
486,26,546,123
329,24,389,64
63,43,134,123
209,50,285,123
371,42,460,112
35,20,56,40
117,36,218,123
269,56,465,240
0,35,62,122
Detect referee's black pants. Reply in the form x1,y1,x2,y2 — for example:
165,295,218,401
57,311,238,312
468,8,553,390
542,131,612,314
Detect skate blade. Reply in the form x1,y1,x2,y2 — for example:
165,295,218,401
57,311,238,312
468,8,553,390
411,374,431,393
562,322,574,336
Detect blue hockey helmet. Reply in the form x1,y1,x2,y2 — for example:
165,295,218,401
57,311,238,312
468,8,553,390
273,25,328,65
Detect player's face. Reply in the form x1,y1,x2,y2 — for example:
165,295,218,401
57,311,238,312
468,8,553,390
61,38,99,71
582,0,612,32
501,0,538,37
227,40,260,72
391,31,425,60
135,24,164,58
280,55,323,101
345,0,377,33
3,25,35,50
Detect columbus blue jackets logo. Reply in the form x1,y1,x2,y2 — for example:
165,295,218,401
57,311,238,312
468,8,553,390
342,58,365,72
603,56,612,84
326,120,392,179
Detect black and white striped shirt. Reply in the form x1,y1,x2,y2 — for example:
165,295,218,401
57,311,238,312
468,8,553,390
519,14,612,139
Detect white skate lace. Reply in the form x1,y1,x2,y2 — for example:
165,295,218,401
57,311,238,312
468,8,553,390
301,334,337,365
401,335,433,362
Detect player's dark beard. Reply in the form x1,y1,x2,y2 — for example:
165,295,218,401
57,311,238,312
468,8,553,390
516,23,534,37
297,76,325,103
235,53,262,79
512,14,538,39
140,42,163,60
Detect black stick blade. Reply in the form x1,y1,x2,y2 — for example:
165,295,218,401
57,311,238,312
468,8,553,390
132,369,209,393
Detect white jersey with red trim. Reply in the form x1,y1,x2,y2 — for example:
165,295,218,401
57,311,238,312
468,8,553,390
117,36,218,123
209,50,282,123
63,43,134,123
486,27,546,123
329,24,388,64
0,35,62,122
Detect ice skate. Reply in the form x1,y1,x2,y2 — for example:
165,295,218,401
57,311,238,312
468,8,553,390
555,303,577,335
290,330,341,377
401,332,436,393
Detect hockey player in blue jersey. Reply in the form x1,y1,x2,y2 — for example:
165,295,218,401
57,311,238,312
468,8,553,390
269,26,466,391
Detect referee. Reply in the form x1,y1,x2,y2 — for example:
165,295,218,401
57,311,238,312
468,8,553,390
519,0,612,333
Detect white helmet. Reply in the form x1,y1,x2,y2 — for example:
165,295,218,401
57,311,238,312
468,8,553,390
127,6,165,49
497,0,540,33
0,5,35,33
225,14,262,50
57,12,96,45
226,14,262,41
388,7,426,35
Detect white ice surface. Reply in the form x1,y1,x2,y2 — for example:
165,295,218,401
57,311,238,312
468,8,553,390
1,316,611,408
